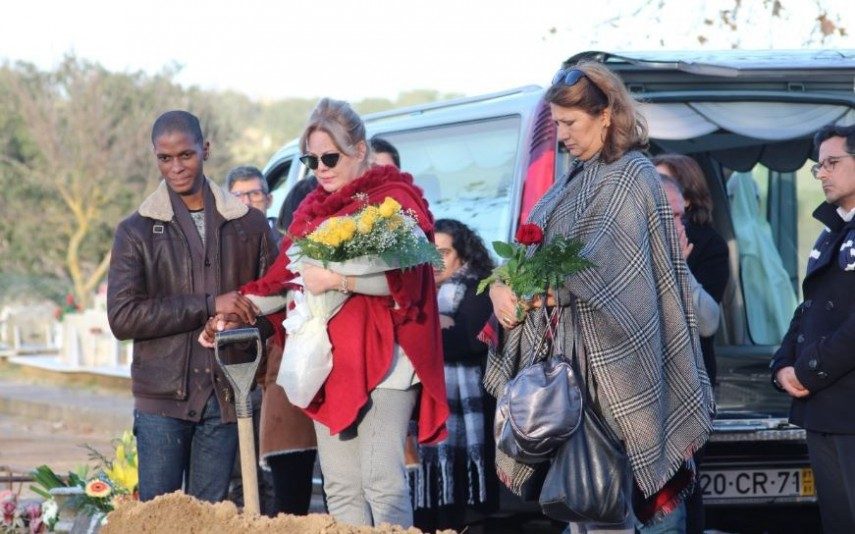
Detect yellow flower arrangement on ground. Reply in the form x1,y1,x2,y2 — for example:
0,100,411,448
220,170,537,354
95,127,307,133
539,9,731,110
30,430,139,525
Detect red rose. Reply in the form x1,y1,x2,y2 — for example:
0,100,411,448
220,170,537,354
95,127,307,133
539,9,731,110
515,224,544,246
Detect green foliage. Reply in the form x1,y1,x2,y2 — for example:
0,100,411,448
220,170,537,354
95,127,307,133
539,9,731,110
29,464,68,499
477,235,593,298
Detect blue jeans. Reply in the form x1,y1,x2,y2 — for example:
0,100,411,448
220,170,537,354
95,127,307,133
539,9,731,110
637,502,686,534
134,394,237,502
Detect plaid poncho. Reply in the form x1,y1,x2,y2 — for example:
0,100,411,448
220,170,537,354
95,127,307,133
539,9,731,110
483,150,715,500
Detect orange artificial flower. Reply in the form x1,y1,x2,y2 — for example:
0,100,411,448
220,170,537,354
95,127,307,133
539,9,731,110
85,479,112,498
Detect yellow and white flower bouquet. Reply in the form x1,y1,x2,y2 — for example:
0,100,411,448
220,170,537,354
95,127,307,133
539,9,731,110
278,195,441,407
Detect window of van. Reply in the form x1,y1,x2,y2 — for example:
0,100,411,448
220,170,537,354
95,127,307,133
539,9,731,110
379,116,521,249
725,162,830,345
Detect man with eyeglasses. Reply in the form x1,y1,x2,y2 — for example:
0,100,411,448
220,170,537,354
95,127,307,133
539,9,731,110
771,123,855,533
226,165,282,247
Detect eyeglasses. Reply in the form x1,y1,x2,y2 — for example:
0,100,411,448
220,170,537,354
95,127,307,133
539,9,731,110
551,68,586,87
811,154,854,178
230,189,267,201
299,152,341,170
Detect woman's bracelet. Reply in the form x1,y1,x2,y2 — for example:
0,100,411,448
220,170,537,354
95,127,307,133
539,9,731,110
338,274,350,294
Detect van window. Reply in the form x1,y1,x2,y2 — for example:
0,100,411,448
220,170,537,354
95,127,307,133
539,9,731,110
726,167,799,344
380,116,521,248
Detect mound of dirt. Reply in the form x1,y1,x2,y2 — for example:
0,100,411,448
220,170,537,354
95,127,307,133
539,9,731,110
102,492,454,534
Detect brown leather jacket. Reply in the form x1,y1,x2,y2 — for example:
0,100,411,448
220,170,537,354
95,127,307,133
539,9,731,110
107,179,275,415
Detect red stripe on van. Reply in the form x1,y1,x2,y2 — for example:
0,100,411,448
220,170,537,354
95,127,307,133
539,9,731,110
519,99,556,224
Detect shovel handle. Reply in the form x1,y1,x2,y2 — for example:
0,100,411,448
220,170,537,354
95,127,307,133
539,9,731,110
237,417,260,516
215,327,262,346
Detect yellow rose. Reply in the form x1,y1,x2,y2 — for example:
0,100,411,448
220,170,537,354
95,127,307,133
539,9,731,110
357,211,377,234
378,197,401,218
386,214,404,231
339,219,357,241
325,231,343,247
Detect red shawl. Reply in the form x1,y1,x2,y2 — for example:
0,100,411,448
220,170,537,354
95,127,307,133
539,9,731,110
241,165,448,444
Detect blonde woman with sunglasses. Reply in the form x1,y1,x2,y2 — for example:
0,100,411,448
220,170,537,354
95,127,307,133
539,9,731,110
226,98,449,528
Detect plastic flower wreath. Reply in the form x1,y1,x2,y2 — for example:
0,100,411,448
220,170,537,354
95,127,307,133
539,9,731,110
477,223,593,318
29,430,139,524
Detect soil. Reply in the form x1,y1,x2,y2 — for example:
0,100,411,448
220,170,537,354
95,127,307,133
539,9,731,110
102,492,455,534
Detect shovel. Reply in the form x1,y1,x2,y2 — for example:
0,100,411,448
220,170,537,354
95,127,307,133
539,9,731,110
213,327,263,516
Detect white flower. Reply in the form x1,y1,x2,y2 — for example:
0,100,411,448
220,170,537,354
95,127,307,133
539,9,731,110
42,499,59,523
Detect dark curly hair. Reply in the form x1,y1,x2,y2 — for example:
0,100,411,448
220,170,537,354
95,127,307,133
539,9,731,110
434,219,494,279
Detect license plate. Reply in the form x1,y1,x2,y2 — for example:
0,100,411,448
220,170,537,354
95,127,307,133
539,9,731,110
699,468,815,499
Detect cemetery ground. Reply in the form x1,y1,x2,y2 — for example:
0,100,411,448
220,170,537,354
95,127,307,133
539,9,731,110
0,362,130,498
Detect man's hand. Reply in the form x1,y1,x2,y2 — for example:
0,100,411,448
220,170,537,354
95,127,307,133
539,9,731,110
489,283,522,329
775,366,810,398
214,291,258,325
198,313,245,348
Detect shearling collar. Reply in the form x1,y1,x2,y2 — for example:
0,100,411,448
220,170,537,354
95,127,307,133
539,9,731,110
138,177,248,222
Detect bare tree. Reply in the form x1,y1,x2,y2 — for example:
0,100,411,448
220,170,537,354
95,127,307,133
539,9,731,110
544,0,849,50
0,57,185,307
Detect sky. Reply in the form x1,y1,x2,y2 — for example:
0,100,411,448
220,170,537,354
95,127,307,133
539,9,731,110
1,0,851,102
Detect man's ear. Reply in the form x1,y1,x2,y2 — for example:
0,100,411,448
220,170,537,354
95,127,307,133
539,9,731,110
202,141,210,161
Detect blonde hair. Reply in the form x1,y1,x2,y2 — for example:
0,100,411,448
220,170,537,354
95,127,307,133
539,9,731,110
299,98,371,168
545,62,648,163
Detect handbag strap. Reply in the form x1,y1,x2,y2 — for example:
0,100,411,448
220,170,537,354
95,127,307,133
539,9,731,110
526,294,561,367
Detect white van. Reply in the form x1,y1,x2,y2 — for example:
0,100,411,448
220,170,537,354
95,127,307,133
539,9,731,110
263,49,854,530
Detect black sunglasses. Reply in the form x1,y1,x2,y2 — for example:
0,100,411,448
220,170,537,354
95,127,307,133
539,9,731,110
551,68,586,87
299,152,341,170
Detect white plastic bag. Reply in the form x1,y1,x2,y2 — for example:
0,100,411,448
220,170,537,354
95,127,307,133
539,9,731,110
276,278,348,408
275,245,419,408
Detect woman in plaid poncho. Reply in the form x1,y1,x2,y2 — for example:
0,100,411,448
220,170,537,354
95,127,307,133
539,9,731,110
485,63,715,532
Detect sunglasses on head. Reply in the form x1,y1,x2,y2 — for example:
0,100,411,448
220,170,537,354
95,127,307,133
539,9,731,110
551,68,586,87
299,152,341,170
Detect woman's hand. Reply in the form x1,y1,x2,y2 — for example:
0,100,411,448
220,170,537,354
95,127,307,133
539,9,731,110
198,313,245,348
675,217,694,260
301,264,343,295
489,283,522,329
524,292,556,310
439,314,455,329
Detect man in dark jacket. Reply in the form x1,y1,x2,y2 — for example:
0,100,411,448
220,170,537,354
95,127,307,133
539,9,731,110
107,110,275,502
771,123,855,533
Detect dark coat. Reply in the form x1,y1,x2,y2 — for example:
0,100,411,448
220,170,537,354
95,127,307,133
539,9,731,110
107,179,275,423
686,220,730,386
440,278,492,365
770,202,855,434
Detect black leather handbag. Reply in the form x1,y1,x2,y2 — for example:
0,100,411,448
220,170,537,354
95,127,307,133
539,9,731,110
495,306,583,464
538,327,632,525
